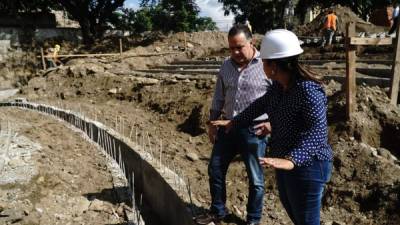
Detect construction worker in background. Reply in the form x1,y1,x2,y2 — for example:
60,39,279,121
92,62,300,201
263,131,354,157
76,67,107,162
45,44,62,69
320,10,338,48
53,44,63,66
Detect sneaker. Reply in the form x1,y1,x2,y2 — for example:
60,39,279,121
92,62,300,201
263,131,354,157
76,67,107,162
195,213,225,225
246,222,260,225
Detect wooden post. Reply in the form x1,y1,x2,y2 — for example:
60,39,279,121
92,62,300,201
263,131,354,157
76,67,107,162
119,38,123,60
389,20,400,105
345,22,357,119
184,31,187,52
40,47,46,70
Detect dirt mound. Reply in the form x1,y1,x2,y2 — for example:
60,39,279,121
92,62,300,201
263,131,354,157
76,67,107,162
295,5,387,37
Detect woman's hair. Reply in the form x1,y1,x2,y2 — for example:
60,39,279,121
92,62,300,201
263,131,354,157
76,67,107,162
266,56,322,84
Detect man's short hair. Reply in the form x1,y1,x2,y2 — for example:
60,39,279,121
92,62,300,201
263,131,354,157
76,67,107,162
228,24,252,40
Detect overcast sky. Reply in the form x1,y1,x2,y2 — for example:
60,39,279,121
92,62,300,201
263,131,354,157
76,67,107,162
124,0,234,31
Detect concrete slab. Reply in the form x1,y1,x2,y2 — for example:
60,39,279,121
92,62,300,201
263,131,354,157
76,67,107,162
0,89,19,101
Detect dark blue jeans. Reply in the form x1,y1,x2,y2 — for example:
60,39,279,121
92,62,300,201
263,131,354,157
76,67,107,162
276,160,332,225
208,126,267,223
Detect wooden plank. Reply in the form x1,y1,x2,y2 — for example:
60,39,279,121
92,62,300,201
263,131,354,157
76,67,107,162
119,38,123,59
40,47,46,70
350,37,393,45
346,22,357,119
390,20,400,105
184,31,187,52
37,52,180,58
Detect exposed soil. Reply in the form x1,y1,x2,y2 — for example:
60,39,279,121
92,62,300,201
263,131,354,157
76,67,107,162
0,108,129,225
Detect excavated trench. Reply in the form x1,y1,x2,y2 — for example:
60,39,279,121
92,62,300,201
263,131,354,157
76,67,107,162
0,100,196,225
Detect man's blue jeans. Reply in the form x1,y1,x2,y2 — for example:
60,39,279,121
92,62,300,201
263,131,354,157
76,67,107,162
208,126,267,223
276,160,332,225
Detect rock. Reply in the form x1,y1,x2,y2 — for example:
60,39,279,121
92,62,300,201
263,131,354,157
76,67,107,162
370,147,378,157
36,176,45,184
186,42,194,48
116,204,125,217
232,205,243,216
131,77,159,85
359,143,368,149
86,63,105,74
28,77,47,90
35,208,43,214
108,88,121,94
8,158,25,168
377,148,394,160
75,197,91,214
323,221,346,225
89,199,114,214
155,46,162,52
186,152,199,161
68,65,87,77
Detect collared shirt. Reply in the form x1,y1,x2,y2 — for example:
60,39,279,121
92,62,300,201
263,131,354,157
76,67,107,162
232,79,333,167
210,51,272,121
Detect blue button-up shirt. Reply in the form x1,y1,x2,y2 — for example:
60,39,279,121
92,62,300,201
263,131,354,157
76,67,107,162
232,79,333,167
210,51,272,121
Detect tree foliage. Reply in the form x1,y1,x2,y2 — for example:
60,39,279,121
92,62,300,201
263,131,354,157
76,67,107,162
138,0,217,32
0,0,57,15
57,0,125,45
219,0,395,33
218,0,290,33
0,0,126,45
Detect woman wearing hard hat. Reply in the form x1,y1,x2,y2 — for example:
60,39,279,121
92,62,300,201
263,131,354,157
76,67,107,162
211,29,333,225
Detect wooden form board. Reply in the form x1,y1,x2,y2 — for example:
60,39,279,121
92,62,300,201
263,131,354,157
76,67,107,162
345,21,400,119
346,22,357,119
350,37,392,45
390,21,400,105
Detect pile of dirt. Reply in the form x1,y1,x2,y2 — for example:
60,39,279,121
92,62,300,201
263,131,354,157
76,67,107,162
0,49,37,89
295,5,387,37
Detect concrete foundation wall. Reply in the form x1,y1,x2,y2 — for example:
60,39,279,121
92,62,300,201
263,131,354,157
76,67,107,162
0,101,195,225
0,27,82,46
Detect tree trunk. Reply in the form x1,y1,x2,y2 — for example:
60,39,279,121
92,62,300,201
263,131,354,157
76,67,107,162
79,19,94,45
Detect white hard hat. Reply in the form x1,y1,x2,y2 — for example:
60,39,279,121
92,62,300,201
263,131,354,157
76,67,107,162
260,29,304,59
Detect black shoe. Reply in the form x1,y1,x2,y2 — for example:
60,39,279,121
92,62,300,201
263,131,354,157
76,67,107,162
246,222,260,225
195,213,225,225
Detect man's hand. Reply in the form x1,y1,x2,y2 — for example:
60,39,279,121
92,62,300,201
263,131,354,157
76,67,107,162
259,157,295,170
210,120,232,133
207,124,218,144
253,122,271,136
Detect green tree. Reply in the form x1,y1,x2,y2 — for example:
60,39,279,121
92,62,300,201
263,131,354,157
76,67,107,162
195,17,218,31
140,0,217,32
218,0,289,33
0,0,127,45
133,7,154,32
58,0,125,45
219,0,394,33
0,0,57,15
